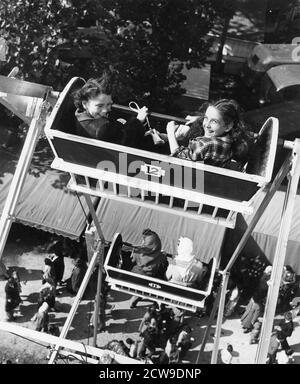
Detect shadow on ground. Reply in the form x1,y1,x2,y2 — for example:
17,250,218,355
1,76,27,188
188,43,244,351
7,266,42,282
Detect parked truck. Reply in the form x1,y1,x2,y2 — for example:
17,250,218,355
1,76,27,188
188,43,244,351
241,43,300,105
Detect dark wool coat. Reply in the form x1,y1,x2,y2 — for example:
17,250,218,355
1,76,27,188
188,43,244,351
75,110,146,148
5,280,21,312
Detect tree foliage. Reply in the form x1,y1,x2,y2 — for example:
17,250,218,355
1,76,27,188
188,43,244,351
0,0,218,111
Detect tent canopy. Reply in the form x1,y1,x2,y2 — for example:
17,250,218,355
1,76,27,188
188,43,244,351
96,198,226,263
223,188,300,275
0,139,93,239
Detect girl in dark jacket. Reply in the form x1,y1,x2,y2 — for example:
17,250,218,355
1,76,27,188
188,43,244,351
73,74,149,149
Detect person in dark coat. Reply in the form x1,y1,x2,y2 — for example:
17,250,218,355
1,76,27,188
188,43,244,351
131,229,168,278
47,238,69,285
66,257,87,295
129,229,168,308
42,257,56,287
267,330,281,364
277,265,297,313
278,311,294,356
73,75,149,149
241,291,263,333
5,277,22,321
138,303,159,333
0,259,9,280
137,318,159,359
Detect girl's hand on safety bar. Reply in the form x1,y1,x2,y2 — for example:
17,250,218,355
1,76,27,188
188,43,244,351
175,124,191,140
166,121,178,134
185,115,199,125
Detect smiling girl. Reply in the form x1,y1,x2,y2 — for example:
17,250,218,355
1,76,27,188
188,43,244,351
166,99,254,169
73,73,148,148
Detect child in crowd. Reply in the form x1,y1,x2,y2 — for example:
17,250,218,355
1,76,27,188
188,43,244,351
250,320,262,344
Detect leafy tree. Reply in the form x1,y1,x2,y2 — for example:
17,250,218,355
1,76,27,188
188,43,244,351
0,0,218,112
212,0,237,72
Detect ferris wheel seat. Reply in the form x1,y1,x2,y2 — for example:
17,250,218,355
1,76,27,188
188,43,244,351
44,78,279,229
103,233,217,311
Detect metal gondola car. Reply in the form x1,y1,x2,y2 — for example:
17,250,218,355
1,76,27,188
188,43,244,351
44,77,279,229
104,233,217,311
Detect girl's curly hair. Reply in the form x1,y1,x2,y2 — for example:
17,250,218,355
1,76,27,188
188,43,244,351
72,72,113,111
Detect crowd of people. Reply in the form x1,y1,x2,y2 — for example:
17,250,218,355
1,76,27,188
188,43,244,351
3,237,90,334
103,302,194,364
220,252,300,364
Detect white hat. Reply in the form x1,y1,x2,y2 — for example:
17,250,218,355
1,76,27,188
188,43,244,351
177,237,193,255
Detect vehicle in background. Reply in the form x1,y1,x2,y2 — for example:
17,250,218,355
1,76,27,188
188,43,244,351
241,43,300,106
241,44,299,88
258,64,300,105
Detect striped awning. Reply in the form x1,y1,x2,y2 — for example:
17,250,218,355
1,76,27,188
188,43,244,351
0,138,94,239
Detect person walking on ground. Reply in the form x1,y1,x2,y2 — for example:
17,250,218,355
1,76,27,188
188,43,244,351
278,311,295,356
0,260,9,280
11,269,22,294
241,291,264,333
138,303,159,333
38,281,56,311
250,320,262,344
5,277,22,321
47,238,69,286
267,330,281,364
34,301,50,332
137,318,159,359
125,338,139,359
42,257,56,287
220,344,234,364
89,291,106,332
65,257,88,295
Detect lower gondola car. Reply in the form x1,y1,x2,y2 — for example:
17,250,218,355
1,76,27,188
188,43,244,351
104,233,217,311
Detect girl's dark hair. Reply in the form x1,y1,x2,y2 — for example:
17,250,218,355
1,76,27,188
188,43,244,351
73,72,113,110
142,228,156,237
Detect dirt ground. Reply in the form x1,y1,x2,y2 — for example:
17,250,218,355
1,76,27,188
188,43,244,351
1,226,300,365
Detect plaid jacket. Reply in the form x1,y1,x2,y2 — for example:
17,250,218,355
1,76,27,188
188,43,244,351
172,134,233,167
